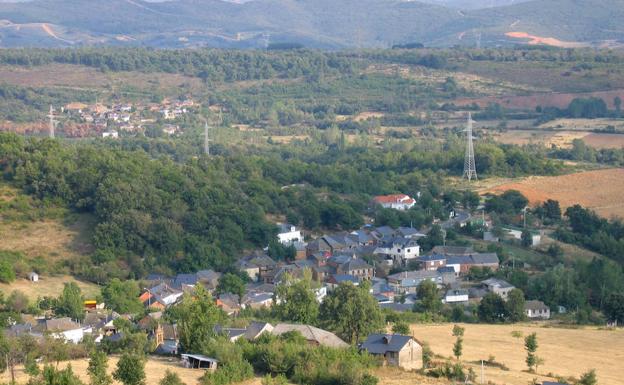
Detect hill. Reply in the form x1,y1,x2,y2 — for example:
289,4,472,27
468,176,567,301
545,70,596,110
0,0,622,48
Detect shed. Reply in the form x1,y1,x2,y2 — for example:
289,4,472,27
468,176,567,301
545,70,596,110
180,354,218,371
29,272,39,282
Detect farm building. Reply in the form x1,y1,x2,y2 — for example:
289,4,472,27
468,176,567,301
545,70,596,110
181,354,218,371
525,300,551,319
361,334,423,370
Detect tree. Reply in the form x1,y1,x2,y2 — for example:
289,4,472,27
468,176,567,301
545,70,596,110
42,364,85,385
88,350,112,385
273,271,319,324
56,282,84,321
0,260,16,283
416,280,441,314
391,321,410,335
319,282,384,344
521,230,533,247
505,289,526,322
452,325,464,360
216,273,246,302
524,333,540,372
542,199,561,222
159,370,186,385
167,285,223,353
102,279,143,314
604,292,624,325
478,292,508,323
113,353,145,385
578,369,598,385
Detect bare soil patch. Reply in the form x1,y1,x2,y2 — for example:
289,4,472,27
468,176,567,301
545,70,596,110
582,133,624,149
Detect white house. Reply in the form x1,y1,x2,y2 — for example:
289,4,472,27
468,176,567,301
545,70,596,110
372,194,416,211
503,227,541,246
277,223,303,244
374,237,420,265
444,289,469,304
102,130,119,139
525,300,551,319
45,318,84,344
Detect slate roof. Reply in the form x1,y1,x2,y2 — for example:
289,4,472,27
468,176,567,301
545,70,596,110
244,321,274,340
419,254,446,262
525,300,549,311
329,274,359,284
361,334,414,354
172,273,198,289
431,245,474,256
271,323,348,348
471,253,499,265
482,278,514,289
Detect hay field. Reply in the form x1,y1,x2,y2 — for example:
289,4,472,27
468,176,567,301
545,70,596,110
411,323,624,385
0,356,206,385
483,168,624,218
0,356,444,385
0,275,100,301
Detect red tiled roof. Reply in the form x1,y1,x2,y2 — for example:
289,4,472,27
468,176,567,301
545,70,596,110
373,194,414,205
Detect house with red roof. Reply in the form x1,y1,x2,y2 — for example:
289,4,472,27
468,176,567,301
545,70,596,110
372,194,416,211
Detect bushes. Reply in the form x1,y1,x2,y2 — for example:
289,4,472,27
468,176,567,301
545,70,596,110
201,360,253,385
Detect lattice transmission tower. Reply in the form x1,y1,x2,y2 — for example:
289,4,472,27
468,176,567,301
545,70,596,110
463,112,478,181
47,105,56,139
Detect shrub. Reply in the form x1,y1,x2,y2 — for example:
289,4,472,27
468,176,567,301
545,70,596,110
201,360,253,385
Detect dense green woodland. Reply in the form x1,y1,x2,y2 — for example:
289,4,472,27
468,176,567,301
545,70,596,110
0,132,562,281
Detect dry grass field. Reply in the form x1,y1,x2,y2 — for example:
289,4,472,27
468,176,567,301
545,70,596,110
493,129,588,148
411,323,624,385
581,133,624,149
0,356,448,385
0,275,100,301
483,168,624,218
0,356,206,385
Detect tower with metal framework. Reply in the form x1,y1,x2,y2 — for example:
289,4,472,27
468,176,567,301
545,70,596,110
47,105,55,139
463,112,478,181
204,120,211,155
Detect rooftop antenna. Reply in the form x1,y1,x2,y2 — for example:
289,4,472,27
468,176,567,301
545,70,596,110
47,105,56,139
463,112,478,181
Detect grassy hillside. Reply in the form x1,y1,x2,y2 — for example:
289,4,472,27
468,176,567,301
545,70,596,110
0,0,622,48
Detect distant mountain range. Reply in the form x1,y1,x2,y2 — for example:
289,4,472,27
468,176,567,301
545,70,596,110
0,0,622,49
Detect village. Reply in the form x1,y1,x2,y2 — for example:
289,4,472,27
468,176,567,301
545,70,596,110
2,192,558,384
50,98,198,139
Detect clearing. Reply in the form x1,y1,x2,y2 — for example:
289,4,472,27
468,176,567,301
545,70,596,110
411,323,624,385
482,168,624,219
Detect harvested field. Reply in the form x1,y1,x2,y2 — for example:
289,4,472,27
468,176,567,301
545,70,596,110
0,356,440,385
581,133,624,149
411,323,624,385
0,356,205,385
483,168,624,219
493,129,588,148
0,275,100,301
538,118,624,131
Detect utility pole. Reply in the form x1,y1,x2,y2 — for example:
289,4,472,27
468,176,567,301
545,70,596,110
463,112,478,181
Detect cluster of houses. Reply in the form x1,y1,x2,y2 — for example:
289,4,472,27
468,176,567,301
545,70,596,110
60,98,196,138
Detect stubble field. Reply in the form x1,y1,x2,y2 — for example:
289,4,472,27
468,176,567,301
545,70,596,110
411,323,624,385
483,168,624,219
